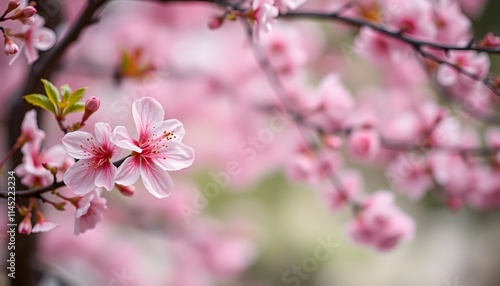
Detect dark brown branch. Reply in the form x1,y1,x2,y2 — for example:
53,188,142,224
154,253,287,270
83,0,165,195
0,156,128,198
281,11,500,54
280,10,500,96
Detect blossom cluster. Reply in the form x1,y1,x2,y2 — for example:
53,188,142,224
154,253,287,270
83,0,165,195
13,96,194,235
1,0,499,269
1,0,56,64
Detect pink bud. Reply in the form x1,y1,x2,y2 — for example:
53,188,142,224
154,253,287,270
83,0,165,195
208,16,224,30
323,135,343,149
479,32,500,48
18,213,32,235
116,184,135,196
4,41,19,55
6,0,21,14
10,5,36,20
20,6,37,17
81,96,100,123
348,129,380,160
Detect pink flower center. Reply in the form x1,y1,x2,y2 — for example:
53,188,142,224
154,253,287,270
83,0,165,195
81,137,115,170
137,129,177,160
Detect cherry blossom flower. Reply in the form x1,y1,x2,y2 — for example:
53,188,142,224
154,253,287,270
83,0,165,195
347,191,415,251
251,0,279,41
18,212,32,235
433,0,471,44
274,0,307,13
4,37,19,55
348,129,380,160
32,212,58,233
9,15,56,65
479,32,500,48
62,122,120,196
15,140,72,188
18,109,45,146
110,97,195,198
323,169,363,210
436,51,490,88
387,155,432,201
287,146,343,183
74,189,108,235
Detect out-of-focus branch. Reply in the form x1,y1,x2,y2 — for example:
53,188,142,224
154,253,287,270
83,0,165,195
239,18,358,209
280,10,500,96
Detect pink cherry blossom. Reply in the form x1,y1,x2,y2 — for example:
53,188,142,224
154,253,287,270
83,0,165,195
74,189,108,235
323,169,363,210
252,0,279,41
275,0,307,13
433,0,471,44
479,32,500,48
4,39,19,55
32,212,58,233
436,51,490,88
287,146,343,183
355,27,400,65
467,167,500,210
15,140,72,188
10,15,56,65
18,212,32,235
457,0,486,17
110,97,195,198
429,153,474,199
348,129,380,160
387,0,436,40
386,155,432,200
19,109,45,145
62,122,120,196
347,191,415,251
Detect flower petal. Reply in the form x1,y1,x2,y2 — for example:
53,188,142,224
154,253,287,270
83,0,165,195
115,156,141,186
62,131,96,159
154,143,195,171
94,122,112,145
63,159,98,196
437,64,458,86
132,97,165,137
140,162,173,198
110,126,142,153
156,119,186,147
32,221,58,233
9,43,24,65
95,162,117,191
33,27,56,51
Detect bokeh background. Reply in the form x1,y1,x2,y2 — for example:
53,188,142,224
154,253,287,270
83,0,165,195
1,0,500,285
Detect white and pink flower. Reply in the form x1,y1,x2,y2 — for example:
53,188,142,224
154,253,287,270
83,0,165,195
32,212,58,233
15,141,71,188
74,189,108,235
10,15,56,65
62,122,120,196
110,97,195,198
347,191,415,251
251,0,279,41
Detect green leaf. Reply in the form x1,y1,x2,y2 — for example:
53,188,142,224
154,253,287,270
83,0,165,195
64,102,85,114
24,94,57,114
67,87,87,107
60,84,72,102
121,51,131,72
62,87,87,116
41,79,60,112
